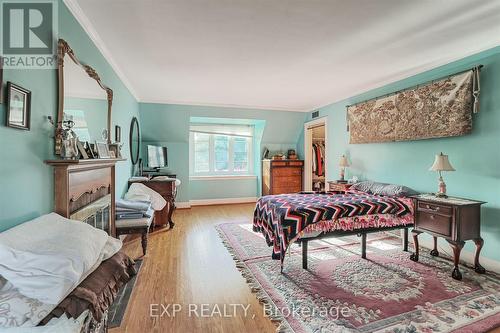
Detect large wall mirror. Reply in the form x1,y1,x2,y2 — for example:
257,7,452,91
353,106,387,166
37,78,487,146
129,117,140,165
56,39,113,155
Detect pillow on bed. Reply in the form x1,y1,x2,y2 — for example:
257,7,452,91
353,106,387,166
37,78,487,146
0,213,111,305
0,277,53,328
351,181,418,197
0,276,89,330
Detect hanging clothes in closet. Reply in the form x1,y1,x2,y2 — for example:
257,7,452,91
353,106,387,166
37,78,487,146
312,141,325,177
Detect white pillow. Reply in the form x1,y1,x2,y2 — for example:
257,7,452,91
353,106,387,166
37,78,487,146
0,213,109,305
0,235,122,329
0,277,53,328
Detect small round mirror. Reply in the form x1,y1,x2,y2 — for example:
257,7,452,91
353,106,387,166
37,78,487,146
129,117,140,165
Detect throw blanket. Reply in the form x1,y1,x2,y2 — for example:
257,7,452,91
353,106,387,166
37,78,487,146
253,192,413,265
39,251,137,326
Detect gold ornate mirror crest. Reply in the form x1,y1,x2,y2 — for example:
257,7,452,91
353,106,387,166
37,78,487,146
55,39,113,155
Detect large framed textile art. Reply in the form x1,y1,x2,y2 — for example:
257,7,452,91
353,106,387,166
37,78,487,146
347,67,481,144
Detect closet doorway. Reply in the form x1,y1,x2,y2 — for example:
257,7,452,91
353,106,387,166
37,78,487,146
304,118,328,191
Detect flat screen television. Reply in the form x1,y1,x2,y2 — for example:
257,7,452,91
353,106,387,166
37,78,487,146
147,145,168,169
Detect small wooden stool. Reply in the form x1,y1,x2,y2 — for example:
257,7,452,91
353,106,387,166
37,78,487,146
115,215,154,256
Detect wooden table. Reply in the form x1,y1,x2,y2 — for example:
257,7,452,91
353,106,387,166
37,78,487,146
328,181,352,193
409,194,486,280
128,175,177,229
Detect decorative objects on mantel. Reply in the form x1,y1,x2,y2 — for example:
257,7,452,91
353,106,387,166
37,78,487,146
346,66,482,144
338,155,350,183
47,116,79,159
429,152,455,198
6,82,31,130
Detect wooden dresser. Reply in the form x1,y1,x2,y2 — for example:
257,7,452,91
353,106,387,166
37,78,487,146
262,159,304,195
128,175,177,228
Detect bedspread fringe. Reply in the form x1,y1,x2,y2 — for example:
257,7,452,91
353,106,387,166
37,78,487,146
215,226,294,333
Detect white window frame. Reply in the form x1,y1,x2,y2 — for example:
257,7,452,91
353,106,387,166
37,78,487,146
189,130,254,176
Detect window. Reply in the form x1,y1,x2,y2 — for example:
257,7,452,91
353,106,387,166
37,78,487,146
190,124,253,176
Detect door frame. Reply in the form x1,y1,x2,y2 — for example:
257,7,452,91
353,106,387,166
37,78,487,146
304,117,328,191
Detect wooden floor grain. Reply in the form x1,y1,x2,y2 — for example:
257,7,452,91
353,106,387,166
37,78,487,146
110,203,276,333
111,203,500,333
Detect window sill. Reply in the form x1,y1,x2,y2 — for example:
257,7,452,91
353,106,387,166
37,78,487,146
190,175,257,181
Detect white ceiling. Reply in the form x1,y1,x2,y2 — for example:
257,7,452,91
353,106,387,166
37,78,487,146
67,0,500,112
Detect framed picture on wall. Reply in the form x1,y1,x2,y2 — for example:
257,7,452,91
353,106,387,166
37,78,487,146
6,82,31,130
0,56,3,103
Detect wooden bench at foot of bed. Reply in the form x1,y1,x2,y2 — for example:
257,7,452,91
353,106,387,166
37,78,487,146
297,225,411,270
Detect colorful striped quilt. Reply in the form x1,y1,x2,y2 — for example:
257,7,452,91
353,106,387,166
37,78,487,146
252,192,413,265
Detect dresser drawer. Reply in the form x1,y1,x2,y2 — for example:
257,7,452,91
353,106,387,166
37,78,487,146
417,202,452,216
273,186,301,194
273,176,302,187
416,211,453,237
272,167,302,177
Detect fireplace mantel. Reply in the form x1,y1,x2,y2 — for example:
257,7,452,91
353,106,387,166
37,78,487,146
45,158,126,236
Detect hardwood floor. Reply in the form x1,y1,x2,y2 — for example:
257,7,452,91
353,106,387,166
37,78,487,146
110,203,276,333
111,203,500,333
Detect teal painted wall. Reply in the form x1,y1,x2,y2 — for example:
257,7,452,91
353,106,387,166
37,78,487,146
139,103,306,202
190,178,257,200
305,46,500,261
0,1,139,231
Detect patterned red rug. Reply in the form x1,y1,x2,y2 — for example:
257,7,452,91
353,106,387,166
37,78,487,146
216,222,500,333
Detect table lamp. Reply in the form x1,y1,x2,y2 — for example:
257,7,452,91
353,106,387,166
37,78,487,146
338,155,350,183
429,152,455,198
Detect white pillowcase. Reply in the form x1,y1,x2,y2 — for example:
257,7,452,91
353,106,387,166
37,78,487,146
0,235,122,329
0,213,110,305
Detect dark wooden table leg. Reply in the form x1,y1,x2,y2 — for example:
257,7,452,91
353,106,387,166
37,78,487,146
167,198,176,229
403,228,409,252
430,236,439,257
446,240,465,280
410,229,422,262
473,237,486,274
302,240,308,269
141,231,148,256
360,233,367,259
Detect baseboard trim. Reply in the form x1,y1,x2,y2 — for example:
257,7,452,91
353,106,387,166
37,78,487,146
175,202,191,209
395,230,500,274
190,197,257,206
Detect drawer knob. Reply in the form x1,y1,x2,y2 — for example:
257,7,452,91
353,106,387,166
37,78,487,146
426,204,439,211
430,215,435,220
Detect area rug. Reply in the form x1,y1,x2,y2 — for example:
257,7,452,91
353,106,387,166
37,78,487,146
216,222,500,333
108,259,143,328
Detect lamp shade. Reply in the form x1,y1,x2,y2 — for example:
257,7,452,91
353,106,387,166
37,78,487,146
429,152,455,172
339,155,350,167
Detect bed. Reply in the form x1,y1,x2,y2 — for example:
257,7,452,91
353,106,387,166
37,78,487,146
253,184,416,271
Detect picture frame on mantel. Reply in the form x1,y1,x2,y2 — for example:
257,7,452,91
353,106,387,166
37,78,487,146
6,82,31,130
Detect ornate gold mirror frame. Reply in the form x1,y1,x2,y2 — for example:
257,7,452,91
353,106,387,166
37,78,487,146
55,39,113,155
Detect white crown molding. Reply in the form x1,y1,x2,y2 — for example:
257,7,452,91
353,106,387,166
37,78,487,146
138,98,309,113
311,42,500,111
63,0,139,101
